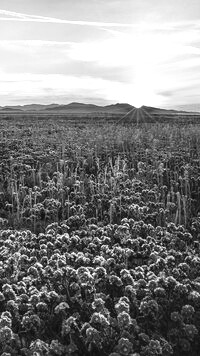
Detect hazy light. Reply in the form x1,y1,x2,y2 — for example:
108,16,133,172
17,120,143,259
134,104,142,108
0,4,199,108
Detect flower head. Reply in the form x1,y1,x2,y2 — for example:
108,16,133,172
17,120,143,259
86,326,101,343
162,342,173,356
109,275,123,287
0,326,13,343
117,338,133,356
49,340,65,355
54,302,69,314
117,311,131,329
65,342,78,354
170,312,181,323
115,300,130,314
179,338,191,352
181,305,195,321
62,316,78,335
90,312,110,328
92,298,105,311
36,302,48,312
184,324,198,340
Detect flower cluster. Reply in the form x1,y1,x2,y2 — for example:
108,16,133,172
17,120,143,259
1,118,200,355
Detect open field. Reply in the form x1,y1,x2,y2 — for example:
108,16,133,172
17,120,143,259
0,105,200,124
1,116,200,355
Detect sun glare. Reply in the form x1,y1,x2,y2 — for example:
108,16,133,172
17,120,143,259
0,23,180,107
121,28,176,108
133,99,143,108
68,30,168,107
97,30,166,108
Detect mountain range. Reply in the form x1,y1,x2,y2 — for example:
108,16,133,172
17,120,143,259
0,102,199,115
0,102,133,113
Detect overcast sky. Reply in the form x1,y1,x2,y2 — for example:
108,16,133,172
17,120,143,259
0,0,200,109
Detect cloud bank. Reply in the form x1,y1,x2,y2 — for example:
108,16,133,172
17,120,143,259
0,1,200,109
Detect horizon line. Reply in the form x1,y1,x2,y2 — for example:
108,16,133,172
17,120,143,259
0,101,200,113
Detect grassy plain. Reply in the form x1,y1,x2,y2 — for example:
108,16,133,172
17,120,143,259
1,114,200,355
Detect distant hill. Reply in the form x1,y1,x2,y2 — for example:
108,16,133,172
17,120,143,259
0,102,134,114
0,102,199,116
0,107,23,112
0,104,60,112
174,104,200,113
45,102,134,113
104,103,134,113
142,105,200,116
46,102,103,113
20,104,60,111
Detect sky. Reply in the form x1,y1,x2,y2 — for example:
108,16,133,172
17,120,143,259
0,0,200,109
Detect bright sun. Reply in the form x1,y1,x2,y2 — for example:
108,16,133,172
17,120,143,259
67,28,170,108
116,29,169,108
133,100,143,108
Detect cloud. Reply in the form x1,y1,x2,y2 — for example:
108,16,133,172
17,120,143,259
0,23,200,107
1,8,200,31
0,9,135,27
0,39,73,47
0,71,140,105
158,91,173,98
0,7,200,108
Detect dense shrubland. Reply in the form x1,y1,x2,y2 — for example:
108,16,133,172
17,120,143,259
1,118,200,355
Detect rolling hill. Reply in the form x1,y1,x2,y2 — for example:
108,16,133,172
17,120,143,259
0,102,133,114
45,102,134,113
0,102,199,117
